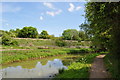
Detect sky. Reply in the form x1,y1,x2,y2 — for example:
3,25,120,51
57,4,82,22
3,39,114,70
1,2,86,37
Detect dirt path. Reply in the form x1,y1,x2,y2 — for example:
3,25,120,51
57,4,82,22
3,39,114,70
89,54,109,79
0,49,32,51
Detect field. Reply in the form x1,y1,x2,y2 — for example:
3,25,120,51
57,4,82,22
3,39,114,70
1,38,83,49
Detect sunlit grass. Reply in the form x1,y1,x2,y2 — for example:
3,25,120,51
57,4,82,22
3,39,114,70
1,48,94,64
54,53,99,79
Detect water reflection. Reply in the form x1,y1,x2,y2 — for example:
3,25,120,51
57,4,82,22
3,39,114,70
1,59,67,78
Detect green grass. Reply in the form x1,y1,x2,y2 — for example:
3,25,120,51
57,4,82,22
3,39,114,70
1,38,82,49
54,53,99,79
104,53,120,79
1,48,94,64
1,39,55,49
16,39,55,47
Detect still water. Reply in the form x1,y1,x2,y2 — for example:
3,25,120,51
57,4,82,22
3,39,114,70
1,54,80,78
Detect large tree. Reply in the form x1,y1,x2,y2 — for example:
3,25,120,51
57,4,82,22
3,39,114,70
81,2,120,78
18,26,38,38
62,29,79,40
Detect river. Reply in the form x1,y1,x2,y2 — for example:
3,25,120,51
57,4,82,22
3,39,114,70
1,54,81,78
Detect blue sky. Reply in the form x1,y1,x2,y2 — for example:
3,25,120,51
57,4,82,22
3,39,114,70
1,2,86,37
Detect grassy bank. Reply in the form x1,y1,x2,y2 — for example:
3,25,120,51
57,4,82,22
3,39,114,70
104,53,120,79
54,53,99,79
1,38,82,49
1,48,94,64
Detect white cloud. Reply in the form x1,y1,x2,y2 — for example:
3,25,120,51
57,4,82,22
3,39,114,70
40,16,43,20
43,2,62,16
68,3,75,12
1,4,22,13
68,3,82,12
76,6,82,11
46,9,62,16
43,2,55,9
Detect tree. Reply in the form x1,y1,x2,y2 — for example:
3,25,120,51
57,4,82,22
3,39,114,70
79,31,88,41
14,28,20,37
0,30,6,37
18,26,38,38
39,30,49,39
62,29,79,40
9,29,16,38
81,2,120,78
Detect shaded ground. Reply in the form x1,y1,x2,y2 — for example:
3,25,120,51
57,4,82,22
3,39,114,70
90,54,109,78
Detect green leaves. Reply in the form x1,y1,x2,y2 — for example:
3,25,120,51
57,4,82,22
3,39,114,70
18,26,38,38
62,29,79,40
39,30,50,39
2,34,18,46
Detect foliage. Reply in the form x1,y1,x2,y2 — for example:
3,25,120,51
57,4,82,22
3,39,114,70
9,28,20,37
62,29,80,40
18,26,38,38
80,2,120,78
39,30,50,39
54,53,99,79
2,48,94,64
0,30,6,37
79,31,89,41
55,38,67,47
1,34,18,46
104,54,120,79
58,68,65,74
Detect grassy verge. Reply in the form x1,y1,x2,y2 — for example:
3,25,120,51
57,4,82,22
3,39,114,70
104,53,120,79
54,53,99,79
1,48,94,64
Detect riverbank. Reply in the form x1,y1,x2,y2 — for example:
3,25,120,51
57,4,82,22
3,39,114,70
1,52,99,78
1,48,94,64
54,53,99,79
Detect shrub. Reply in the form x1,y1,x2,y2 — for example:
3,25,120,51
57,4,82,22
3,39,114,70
11,40,18,46
2,34,18,46
55,39,66,47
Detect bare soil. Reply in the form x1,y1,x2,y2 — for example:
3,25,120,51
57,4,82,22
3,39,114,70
89,54,109,79
0,49,32,51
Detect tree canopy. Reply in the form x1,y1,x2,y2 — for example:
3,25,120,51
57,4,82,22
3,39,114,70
18,26,38,38
80,2,120,78
62,29,79,40
62,29,88,41
39,30,50,39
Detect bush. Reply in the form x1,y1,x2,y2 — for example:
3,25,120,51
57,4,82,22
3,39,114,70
10,40,18,46
55,39,66,47
2,34,18,46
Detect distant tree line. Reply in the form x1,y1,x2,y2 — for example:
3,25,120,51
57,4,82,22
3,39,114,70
0,26,89,40
0,26,89,46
